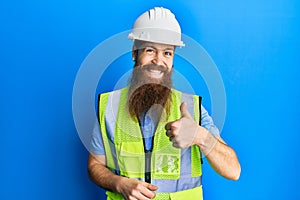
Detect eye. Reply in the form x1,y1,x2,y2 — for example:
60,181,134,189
144,47,155,54
164,50,174,57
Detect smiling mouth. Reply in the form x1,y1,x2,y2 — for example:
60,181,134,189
146,69,164,79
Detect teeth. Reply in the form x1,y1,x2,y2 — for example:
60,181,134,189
150,70,161,74
148,69,163,78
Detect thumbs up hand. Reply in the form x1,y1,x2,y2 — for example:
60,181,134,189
165,102,200,149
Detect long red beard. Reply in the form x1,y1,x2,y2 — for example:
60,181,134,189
127,64,173,119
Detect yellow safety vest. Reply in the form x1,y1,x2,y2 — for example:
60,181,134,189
98,87,203,200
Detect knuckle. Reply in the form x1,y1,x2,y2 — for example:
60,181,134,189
133,184,141,191
170,123,179,130
170,130,177,136
129,189,138,197
164,124,169,129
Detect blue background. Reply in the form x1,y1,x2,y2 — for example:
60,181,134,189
1,0,299,199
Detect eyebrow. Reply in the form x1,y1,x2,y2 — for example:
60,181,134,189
144,45,175,51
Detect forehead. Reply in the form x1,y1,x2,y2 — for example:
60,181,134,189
135,41,175,50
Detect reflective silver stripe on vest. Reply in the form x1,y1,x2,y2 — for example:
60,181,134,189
182,92,195,117
105,89,122,174
152,93,201,193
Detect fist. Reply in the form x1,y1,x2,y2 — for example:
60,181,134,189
165,102,199,149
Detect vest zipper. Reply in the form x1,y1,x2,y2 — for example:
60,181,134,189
145,150,151,183
139,113,154,184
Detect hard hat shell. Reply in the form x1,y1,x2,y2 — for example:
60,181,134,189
128,7,185,47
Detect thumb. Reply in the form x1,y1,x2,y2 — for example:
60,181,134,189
180,102,192,118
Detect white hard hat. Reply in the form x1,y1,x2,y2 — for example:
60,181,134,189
128,7,185,47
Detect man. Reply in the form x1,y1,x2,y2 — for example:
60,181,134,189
88,7,241,200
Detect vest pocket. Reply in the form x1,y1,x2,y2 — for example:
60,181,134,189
118,142,145,178
152,152,180,180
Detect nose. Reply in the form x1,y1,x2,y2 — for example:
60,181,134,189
152,51,164,66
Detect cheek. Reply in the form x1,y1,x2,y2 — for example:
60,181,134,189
137,56,150,65
166,61,173,71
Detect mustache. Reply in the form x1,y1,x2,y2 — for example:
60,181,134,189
137,64,168,72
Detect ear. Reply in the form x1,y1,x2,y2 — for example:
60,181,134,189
132,46,135,61
132,46,138,61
